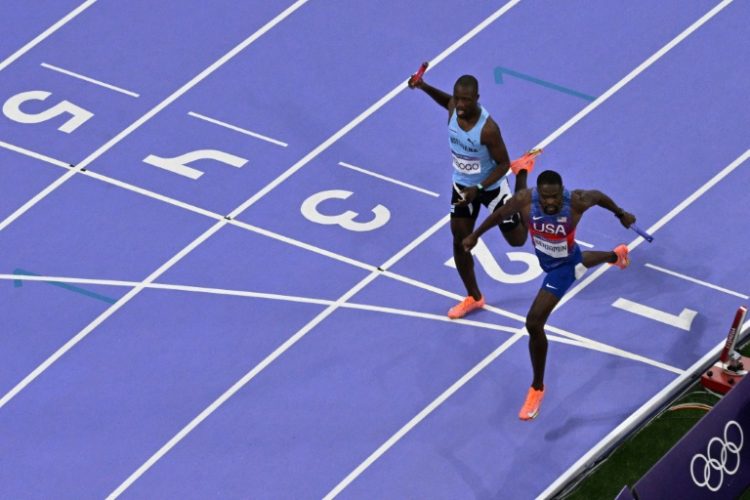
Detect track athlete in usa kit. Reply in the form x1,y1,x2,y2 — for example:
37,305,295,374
462,170,633,420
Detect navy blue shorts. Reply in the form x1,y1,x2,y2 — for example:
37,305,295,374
540,247,587,298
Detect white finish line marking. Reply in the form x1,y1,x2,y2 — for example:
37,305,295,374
338,161,439,197
645,263,749,300
41,62,140,97
188,111,288,147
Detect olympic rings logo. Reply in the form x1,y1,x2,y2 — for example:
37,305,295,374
690,420,743,492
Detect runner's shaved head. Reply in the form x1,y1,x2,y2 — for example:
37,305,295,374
537,170,562,187
454,74,478,93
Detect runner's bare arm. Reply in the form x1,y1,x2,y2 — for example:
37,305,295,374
479,117,511,183
462,189,531,251
573,189,635,228
410,79,452,110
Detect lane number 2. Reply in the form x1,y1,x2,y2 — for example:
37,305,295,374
444,238,543,284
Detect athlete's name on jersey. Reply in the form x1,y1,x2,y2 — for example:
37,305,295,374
533,236,569,258
532,222,567,235
450,136,479,153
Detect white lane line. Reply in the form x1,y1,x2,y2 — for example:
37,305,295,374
187,111,288,147
105,214,450,499
40,62,140,97
0,169,76,232
343,303,522,336
224,0,524,219
575,239,594,248
338,162,439,197
535,0,736,150
557,149,750,312
41,62,140,97
0,0,98,72
84,170,222,220
324,332,527,499
645,263,749,300
229,219,375,272
0,0,310,232
640,149,750,243
0,140,71,168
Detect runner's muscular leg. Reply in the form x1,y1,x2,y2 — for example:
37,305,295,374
582,250,618,268
499,170,529,247
513,169,528,192
525,288,560,390
497,194,528,248
500,221,527,247
451,217,482,300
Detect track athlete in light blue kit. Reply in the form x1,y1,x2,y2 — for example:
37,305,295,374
409,73,532,319
462,170,634,420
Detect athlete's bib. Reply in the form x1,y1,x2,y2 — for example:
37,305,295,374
532,235,569,259
452,152,481,175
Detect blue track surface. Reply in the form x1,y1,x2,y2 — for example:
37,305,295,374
0,1,748,498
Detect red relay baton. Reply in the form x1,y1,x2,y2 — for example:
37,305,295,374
720,306,748,364
408,62,429,87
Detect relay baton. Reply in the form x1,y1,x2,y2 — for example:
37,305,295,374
720,306,748,364
408,62,429,87
630,223,654,243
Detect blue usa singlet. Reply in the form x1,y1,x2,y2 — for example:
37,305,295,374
448,106,502,189
529,188,579,271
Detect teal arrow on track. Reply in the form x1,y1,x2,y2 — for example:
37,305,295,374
494,66,595,102
12,268,117,304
